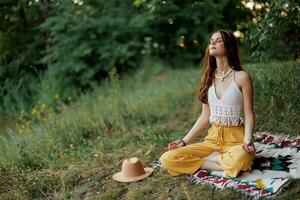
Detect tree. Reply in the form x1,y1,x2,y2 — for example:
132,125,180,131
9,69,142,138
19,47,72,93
241,0,299,62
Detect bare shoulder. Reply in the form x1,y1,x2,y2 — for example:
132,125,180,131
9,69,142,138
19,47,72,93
235,70,252,88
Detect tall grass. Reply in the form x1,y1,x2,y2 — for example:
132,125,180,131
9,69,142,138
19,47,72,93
0,58,200,170
248,60,300,134
0,59,299,199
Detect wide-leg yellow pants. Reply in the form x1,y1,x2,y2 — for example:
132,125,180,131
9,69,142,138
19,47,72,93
159,123,255,178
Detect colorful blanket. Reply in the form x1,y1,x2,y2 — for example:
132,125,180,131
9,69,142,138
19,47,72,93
151,132,300,199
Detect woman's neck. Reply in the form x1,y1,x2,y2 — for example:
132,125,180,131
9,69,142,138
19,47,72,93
215,57,231,73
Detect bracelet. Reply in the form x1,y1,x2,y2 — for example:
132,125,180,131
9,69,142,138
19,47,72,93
180,138,186,146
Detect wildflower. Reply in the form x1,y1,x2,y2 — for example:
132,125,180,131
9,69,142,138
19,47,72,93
40,103,46,114
32,108,37,115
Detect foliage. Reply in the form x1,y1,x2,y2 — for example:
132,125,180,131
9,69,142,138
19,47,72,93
0,0,47,114
0,0,248,115
241,0,300,62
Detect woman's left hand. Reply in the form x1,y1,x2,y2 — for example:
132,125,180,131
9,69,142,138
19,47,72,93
243,140,256,154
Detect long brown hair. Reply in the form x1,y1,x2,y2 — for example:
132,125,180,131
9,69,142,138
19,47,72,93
198,29,244,104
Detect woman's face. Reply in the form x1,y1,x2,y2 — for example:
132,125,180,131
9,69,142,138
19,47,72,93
209,32,225,57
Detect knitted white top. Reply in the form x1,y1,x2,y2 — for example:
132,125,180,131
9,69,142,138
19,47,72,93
208,70,244,126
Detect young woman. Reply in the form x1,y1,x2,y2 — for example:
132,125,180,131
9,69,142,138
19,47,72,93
159,29,256,178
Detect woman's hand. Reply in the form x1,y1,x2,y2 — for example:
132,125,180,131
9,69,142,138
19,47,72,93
165,139,186,151
243,139,256,155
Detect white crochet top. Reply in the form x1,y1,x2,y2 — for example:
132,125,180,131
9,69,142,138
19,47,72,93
208,69,244,126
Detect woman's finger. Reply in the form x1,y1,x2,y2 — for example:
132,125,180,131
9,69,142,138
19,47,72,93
248,145,255,154
167,142,174,150
242,144,246,151
244,145,251,153
169,142,177,150
245,147,250,153
243,144,248,152
166,140,183,151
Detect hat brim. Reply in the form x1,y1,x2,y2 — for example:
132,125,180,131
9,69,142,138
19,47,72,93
112,167,154,182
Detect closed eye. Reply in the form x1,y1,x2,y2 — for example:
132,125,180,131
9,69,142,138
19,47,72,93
209,40,222,44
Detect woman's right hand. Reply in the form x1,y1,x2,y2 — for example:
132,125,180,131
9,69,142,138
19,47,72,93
165,139,185,151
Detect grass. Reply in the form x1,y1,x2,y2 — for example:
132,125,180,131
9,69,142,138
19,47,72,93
0,58,299,199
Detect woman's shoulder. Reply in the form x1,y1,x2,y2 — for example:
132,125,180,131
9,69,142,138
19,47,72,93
235,69,251,79
234,69,252,88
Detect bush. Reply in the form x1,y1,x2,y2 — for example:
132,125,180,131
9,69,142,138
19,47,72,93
241,0,299,62
0,0,250,115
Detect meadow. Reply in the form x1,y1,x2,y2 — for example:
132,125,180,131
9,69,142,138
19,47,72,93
0,59,299,199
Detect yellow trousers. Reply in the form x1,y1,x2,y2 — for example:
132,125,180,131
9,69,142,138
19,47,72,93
159,123,255,178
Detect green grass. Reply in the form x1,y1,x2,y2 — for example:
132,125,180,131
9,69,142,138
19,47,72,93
0,58,299,199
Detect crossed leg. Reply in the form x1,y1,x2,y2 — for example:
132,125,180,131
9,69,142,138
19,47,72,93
160,141,253,177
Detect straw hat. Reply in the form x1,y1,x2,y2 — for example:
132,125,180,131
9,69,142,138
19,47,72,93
112,157,154,182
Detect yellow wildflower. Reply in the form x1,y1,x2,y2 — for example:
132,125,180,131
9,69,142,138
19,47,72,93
40,103,46,114
32,108,37,115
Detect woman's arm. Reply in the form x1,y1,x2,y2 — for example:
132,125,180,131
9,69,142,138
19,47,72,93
181,102,211,145
239,71,256,152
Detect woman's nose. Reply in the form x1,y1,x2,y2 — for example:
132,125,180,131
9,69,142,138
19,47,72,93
211,40,217,45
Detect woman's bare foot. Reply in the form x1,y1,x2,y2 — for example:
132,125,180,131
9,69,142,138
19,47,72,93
202,160,223,171
203,151,221,163
201,151,223,171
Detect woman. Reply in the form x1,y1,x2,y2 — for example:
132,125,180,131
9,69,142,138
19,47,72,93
159,29,256,178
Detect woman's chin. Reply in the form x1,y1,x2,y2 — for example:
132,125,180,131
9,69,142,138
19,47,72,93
209,50,217,55
209,52,224,57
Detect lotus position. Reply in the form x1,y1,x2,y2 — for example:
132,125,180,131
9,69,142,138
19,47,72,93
159,29,256,178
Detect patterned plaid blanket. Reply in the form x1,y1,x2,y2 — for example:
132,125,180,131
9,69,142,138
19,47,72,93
151,132,300,199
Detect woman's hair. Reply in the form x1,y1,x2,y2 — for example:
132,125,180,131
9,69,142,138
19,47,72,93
198,29,244,104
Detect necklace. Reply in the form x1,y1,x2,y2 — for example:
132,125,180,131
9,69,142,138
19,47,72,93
215,68,233,81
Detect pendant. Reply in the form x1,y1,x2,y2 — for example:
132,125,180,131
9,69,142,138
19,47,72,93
215,68,232,81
